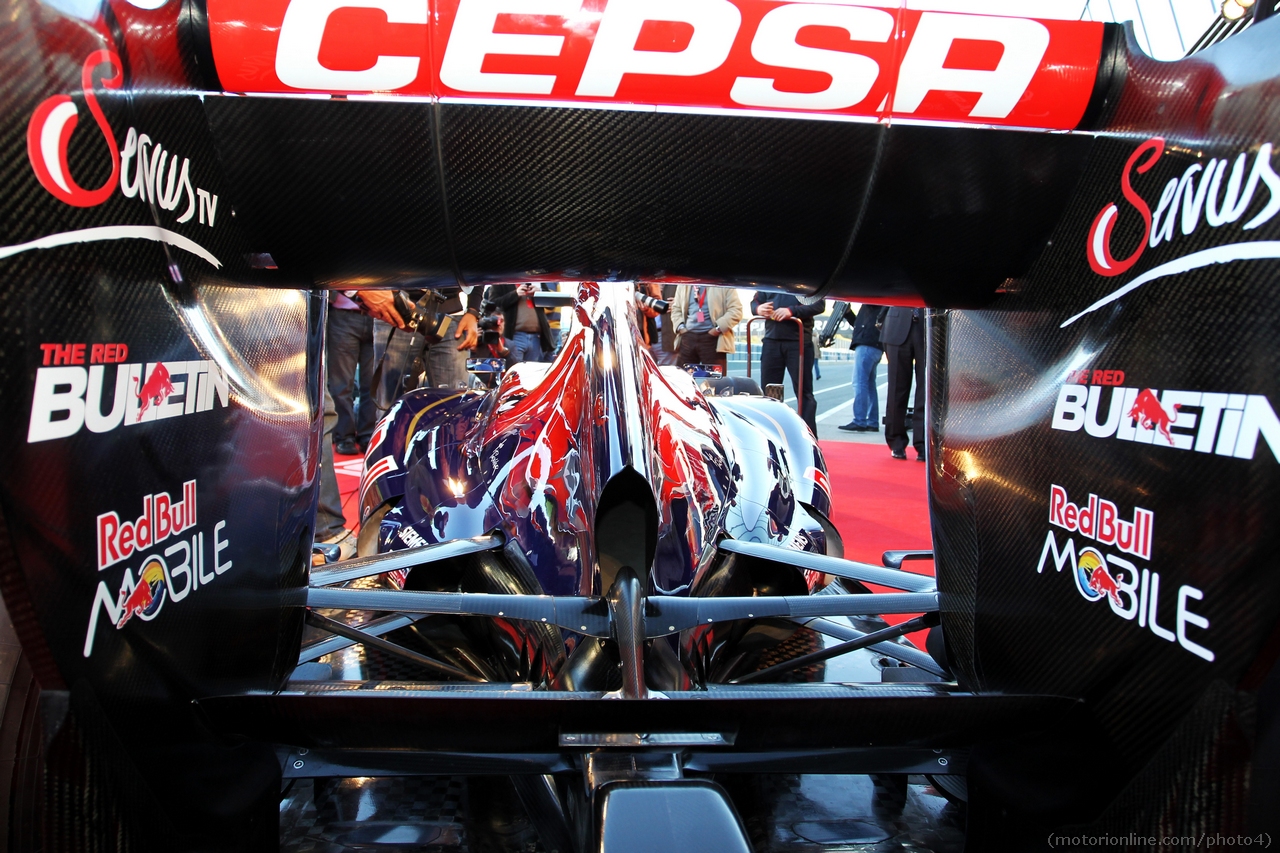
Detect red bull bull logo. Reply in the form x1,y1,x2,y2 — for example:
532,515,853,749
115,556,168,628
1127,388,1179,445
136,362,174,421
1075,548,1122,607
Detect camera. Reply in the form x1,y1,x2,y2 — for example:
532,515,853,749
392,290,447,339
635,292,670,314
391,289,476,345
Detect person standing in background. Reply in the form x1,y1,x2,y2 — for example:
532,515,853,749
812,325,823,381
654,283,681,367
636,282,662,352
362,288,479,407
671,285,742,374
489,282,553,366
751,291,825,435
881,306,926,461
327,291,375,455
542,282,562,361
839,304,889,433
313,379,355,563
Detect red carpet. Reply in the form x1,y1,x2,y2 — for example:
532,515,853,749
333,452,364,531
819,441,935,648
334,441,936,647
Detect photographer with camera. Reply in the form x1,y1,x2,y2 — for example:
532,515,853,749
487,283,554,366
635,283,667,351
348,287,480,408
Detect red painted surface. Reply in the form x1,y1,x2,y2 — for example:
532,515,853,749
207,0,1102,130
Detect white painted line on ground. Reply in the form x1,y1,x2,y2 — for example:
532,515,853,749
784,382,852,403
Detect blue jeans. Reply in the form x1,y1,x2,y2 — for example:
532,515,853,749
326,307,375,446
373,320,470,407
852,344,881,428
314,379,347,540
507,331,544,365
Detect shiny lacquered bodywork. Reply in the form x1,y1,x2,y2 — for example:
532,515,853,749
362,282,832,604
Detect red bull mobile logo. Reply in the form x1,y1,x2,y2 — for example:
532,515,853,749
1037,483,1213,662
83,480,234,658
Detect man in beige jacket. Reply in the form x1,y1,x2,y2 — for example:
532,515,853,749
670,285,742,373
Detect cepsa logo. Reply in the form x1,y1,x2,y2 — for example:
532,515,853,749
206,0,1103,130
83,479,234,658
1051,371,1279,463
27,342,231,443
28,52,221,224
1036,484,1212,662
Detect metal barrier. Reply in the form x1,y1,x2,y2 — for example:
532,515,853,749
744,315,806,418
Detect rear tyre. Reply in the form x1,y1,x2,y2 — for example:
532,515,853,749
926,773,969,805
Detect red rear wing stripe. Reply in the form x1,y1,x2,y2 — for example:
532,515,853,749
207,0,1103,130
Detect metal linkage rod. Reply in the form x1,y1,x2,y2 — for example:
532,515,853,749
304,610,482,682
732,614,938,684
298,613,427,664
719,539,936,592
306,587,936,638
305,587,613,635
646,591,938,635
881,550,933,570
309,535,503,588
794,617,947,677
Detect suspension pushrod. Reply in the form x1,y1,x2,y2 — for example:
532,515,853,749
305,610,482,682
733,614,938,684
719,539,936,592
309,535,503,588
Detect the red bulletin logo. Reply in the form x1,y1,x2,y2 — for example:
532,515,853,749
206,0,1103,130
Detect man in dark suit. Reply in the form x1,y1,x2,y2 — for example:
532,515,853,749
751,291,825,434
881,306,926,460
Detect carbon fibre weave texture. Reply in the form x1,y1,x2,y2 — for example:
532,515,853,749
830,125,1095,307
437,105,877,289
929,67,1280,823
203,97,456,287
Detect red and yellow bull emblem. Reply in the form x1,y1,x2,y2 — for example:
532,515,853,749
115,555,168,628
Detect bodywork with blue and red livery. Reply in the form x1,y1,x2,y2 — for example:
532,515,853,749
0,0,1278,849
356,282,836,687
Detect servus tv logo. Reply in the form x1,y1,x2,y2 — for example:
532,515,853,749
1061,137,1280,328
1085,137,1280,278
84,479,233,658
1036,484,1212,662
7,52,223,268
1051,373,1279,463
28,51,220,222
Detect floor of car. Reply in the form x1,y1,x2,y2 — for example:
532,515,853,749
279,772,965,851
